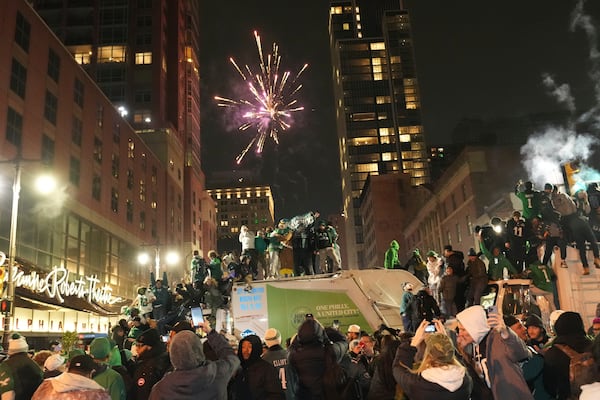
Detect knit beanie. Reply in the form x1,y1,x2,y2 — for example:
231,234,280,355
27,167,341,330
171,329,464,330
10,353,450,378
169,330,205,370
554,311,585,336
524,314,545,329
264,328,282,348
8,333,28,355
89,337,111,360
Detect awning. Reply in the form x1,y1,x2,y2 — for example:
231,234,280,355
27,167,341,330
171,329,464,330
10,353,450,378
9,257,131,316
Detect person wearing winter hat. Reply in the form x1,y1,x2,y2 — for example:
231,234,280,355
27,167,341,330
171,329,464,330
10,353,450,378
231,333,284,399
33,354,110,400
89,337,126,400
523,314,549,350
149,320,240,400
393,319,472,399
262,328,288,392
505,314,553,400
0,333,43,400
543,311,594,399
131,329,169,400
465,247,488,306
455,305,533,400
347,324,361,342
287,318,347,399
43,353,66,378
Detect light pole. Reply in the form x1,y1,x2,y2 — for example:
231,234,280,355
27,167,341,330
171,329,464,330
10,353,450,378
2,160,21,349
138,245,180,278
1,159,56,349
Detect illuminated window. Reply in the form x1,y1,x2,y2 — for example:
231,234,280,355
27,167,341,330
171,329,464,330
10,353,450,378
356,163,378,173
406,103,418,109
97,46,126,62
240,199,248,204
133,111,152,123
381,137,392,144
372,58,381,65
128,139,135,158
376,96,390,104
220,221,229,227
343,23,350,30
135,52,152,65
379,127,391,136
370,42,385,50
216,193,222,200
400,134,411,142
331,6,343,14
349,137,378,146
351,112,376,121
373,73,383,81
382,153,393,161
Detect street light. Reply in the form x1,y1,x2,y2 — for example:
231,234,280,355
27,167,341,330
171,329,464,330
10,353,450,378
1,159,56,348
137,246,180,277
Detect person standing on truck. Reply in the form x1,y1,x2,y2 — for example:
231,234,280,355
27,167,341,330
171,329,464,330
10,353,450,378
465,248,488,307
443,245,467,312
313,220,341,273
150,271,170,322
400,282,416,332
384,240,401,269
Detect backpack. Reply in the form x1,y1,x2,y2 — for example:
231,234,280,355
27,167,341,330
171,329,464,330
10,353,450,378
554,343,598,399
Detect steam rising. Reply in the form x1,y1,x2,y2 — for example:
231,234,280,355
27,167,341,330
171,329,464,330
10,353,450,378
522,0,600,189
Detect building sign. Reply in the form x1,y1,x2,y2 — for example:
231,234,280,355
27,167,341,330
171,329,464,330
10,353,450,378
8,265,123,305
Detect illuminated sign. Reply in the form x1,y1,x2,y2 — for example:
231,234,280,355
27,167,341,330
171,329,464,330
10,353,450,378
7,265,123,305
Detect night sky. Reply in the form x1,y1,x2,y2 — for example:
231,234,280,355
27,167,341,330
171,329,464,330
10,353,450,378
199,0,600,220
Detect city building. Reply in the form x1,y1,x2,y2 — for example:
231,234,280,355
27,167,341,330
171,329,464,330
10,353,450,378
30,0,215,267
359,173,411,269
329,0,430,268
0,0,214,340
207,186,275,253
401,145,523,259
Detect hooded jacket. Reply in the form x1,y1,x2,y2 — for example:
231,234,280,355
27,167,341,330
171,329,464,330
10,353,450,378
456,306,533,400
393,342,472,400
231,334,284,400
149,330,240,400
384,240,400,269
32,372,110,400
542,311,593,400
288,319,347,399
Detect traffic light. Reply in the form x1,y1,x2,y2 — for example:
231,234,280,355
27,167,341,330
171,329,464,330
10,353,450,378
0,299,11,313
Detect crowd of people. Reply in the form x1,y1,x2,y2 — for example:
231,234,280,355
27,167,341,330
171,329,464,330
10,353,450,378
3,304,600,400
1,182,600,399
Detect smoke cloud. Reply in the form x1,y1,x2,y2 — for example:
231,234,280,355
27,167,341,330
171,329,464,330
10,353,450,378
521,0,600,189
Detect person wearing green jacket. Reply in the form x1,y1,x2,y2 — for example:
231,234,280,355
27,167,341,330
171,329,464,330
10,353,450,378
478,234,518,280
89,338,126,400
524,257,557,313
384,240,400,269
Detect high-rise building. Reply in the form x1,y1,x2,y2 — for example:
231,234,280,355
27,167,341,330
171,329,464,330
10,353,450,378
207,186,275,253
30,0,214,261
329,0,429,268
0,0,198,337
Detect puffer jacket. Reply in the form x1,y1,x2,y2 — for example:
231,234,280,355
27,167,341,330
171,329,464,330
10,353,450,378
32,372,110,400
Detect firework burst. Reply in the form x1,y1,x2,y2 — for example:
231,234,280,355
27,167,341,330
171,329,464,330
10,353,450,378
215,31,308,164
